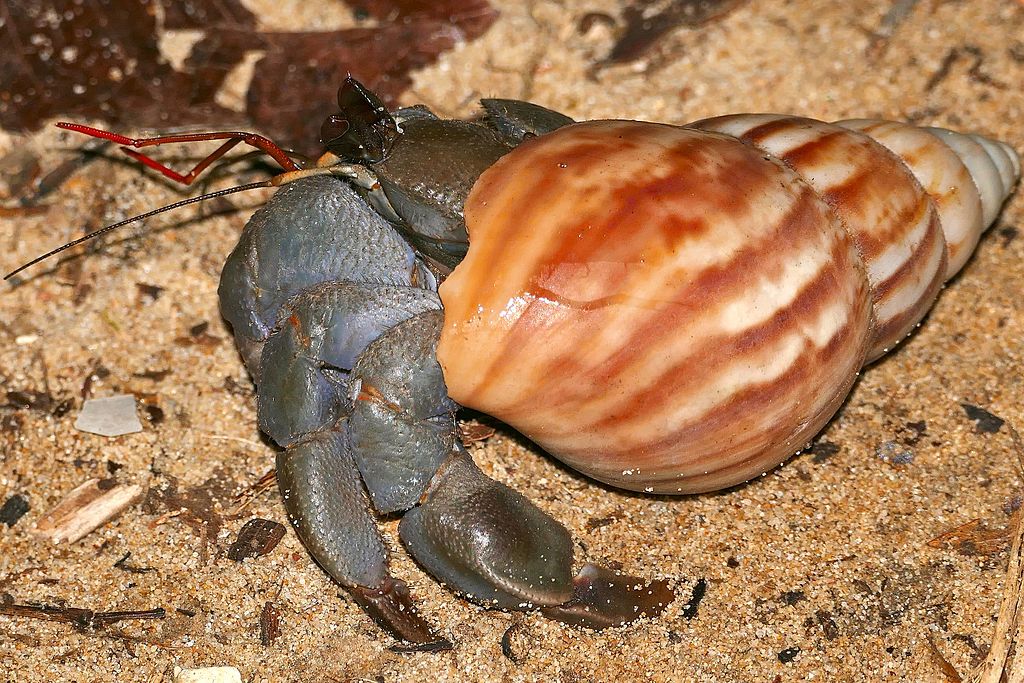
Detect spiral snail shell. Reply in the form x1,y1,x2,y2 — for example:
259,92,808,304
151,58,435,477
436,116,1019,494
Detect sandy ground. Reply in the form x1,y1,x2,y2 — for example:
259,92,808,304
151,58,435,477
1,0,1023,681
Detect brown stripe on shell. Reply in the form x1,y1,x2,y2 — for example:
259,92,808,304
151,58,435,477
692,115,947,357
502,133,824,413
507,185,861,425
447,125,838,413
448,122,805,404
534,203,870,490
838,119,985,278
862,206,946,360
610,312,867,493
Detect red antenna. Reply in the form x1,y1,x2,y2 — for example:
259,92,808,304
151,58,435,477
55,123,302,185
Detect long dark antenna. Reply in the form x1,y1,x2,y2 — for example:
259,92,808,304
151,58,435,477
4,181,272,281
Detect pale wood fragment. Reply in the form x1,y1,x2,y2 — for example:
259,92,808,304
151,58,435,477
34,478,143,543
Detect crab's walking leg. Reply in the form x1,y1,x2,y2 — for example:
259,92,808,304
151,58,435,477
277,430,438,642
257,284,447,644
348,311,676,627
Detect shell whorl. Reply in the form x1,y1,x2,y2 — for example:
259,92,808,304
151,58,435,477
436,117,1019,494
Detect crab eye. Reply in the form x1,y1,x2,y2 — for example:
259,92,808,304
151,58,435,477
320,77,400,164
319,114,351,147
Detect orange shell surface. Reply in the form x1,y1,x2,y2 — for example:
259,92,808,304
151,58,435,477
436,120,873,494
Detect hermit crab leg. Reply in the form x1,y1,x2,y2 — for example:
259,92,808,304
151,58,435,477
261,275,674,632
346,310,674,625
257,289,451,644
276,429,440,643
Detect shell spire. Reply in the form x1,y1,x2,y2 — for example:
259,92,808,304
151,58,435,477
436,116,1019,495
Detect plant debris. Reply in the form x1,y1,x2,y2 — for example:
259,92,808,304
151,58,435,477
458,419,497,444
133,368,171,382
814,610,840,641
74,395,144,437
599,0,747,66
1,0,498,157
135,283,165,304
259,600,281,647
680,577,708,620
956,512,1024,681
925,46,1006,94
927,633,962,682
927,519,1011,556
34,478,144,543
176,321,222,350
0,601,165,629
113,551,157,574
961,403,1005,434
226,518,286,561
231,469,277,515
501,621,522,663
143,470,237,541
5,388,72,417
0,494,30,527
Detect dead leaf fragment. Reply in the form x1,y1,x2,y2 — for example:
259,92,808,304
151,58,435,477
227,518,286,561
601,0,748,66
34,478,143,543
259,600,281,646
1,0,498,157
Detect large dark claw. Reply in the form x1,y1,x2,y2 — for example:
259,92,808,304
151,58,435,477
399,447,575,609
257,283,440,446
540,563,676,629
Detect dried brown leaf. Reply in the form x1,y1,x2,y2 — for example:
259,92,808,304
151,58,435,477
602,0,747,66
226,518,286,561
1,0,498,159
458,420,497,444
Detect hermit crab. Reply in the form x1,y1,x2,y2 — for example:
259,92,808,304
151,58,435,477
7,78,1020,646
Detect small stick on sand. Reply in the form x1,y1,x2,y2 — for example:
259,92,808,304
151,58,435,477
959,508,1024,683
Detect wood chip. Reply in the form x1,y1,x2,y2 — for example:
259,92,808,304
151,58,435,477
172,666,242,683
259,601,280,646
34,479,143,543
